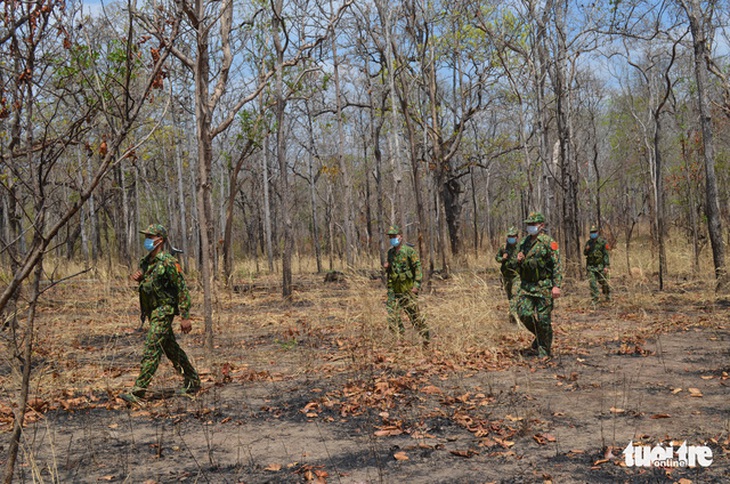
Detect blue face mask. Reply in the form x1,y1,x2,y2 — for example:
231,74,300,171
144,238,156,251
390,237,400,247
590,232,598,240
526,225,539,236
507,237,517,245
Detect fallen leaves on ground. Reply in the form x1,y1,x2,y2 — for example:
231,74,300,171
393,451,409,461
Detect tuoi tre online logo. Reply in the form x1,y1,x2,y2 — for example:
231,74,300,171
623,441,713,468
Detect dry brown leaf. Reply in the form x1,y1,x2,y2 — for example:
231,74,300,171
493,437,515,448
593,458,609,465
374,427,403,437
677,479,693,484
671,388,682,394
99,476,115,481
609,407,625,414
265,463,282,472
505,414,523,422
650,413,671,419
420,385,442,395
450,449,478,458
700,375,714,380
393,451,409,461
544,433,556,442
479,437,497,447
688,388,703,397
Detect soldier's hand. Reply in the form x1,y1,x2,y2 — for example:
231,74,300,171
180,318,192,334
551,287,561,299
412,287,419,295
604,267,609,274
383,262,390,270
502,253,508,260
517,252,525,262
131,270,143,282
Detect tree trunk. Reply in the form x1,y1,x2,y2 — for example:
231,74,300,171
331,30,355,268
262,133,275,272
193,0,215,351
273,0,293,298
655,114,666,290
2,262,43,484
174,112,189,272
306,111,323,273
682,0,727,291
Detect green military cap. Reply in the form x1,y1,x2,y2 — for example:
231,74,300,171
590,225,598,232
524,211,545,224
140,223,167,239
386,225,401,236
507,226,518,236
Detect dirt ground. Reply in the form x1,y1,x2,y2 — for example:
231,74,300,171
1,268,729,483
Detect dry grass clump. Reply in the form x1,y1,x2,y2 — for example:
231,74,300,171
425,272,506,356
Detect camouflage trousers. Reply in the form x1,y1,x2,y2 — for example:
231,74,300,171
587,267,610,302
133,305,199,393
514,290,554,356
500,272,519,300
387,291,429,341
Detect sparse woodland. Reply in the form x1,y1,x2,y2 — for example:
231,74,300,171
1,0,730,482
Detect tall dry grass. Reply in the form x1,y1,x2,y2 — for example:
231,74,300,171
1,231,720,394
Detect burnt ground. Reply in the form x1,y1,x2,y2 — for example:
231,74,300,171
1,270,729,484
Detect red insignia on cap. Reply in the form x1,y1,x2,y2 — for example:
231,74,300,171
550,241,558,251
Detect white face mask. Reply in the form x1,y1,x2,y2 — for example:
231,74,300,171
526,225,540,236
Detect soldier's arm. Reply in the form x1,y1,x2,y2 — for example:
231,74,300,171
603,241,610,267
168,259,191,319
551,246,563,288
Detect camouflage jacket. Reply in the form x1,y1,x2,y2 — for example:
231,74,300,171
584,236,610,268
386,244,422,294
138,251,191,319
495,243,519,276
517,233,562,297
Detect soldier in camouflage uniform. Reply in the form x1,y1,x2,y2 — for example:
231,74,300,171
121,224,200,403
515,212,562,357
584,224,611,303
383,225,429,344
495,227,520,300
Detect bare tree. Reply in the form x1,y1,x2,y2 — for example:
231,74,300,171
0,1,176,480
678,0,728,291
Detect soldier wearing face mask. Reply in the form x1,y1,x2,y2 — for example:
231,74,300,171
584,224,611,304
120,224,200,404
495,226,520,301
383,225,429,345
515,212,562,358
